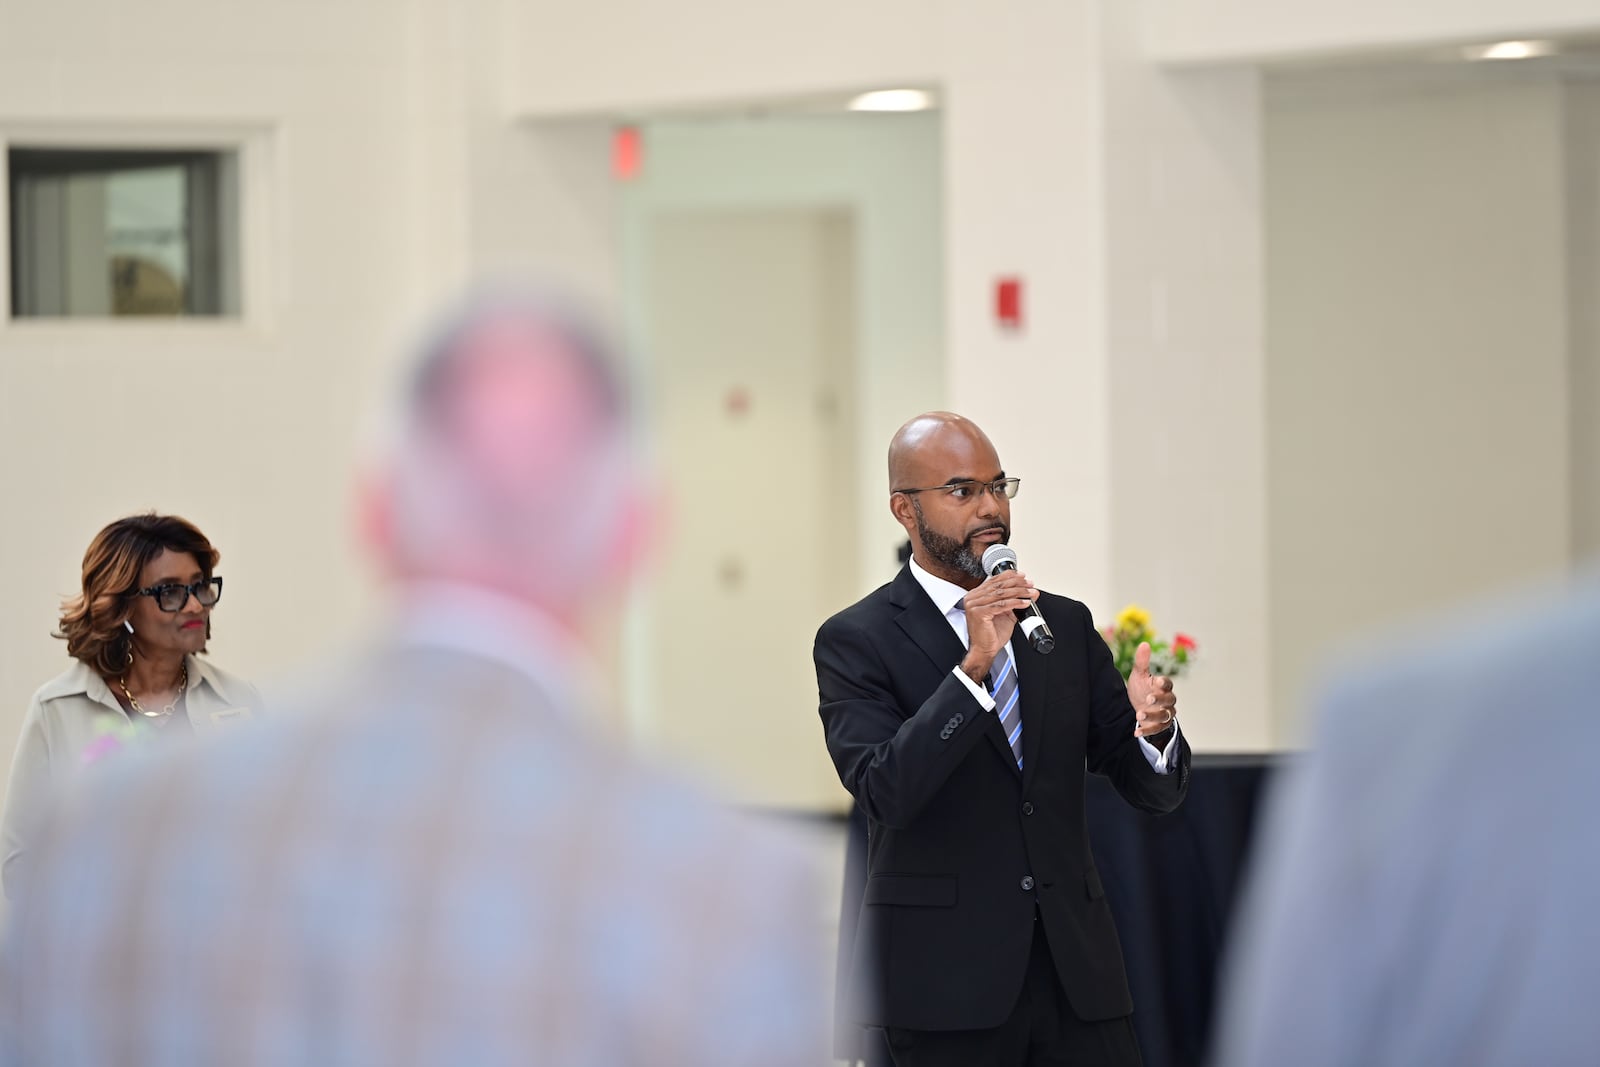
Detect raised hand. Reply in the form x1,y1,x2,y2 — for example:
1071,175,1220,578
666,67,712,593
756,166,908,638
958,571,1037,685
1126,641,1177,739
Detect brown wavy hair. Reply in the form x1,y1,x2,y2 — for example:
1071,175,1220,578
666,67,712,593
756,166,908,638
56,514,221,676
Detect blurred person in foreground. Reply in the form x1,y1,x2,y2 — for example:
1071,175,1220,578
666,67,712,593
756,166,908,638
1212,578,1600,1066
0,287,826,1066
2,513,259,899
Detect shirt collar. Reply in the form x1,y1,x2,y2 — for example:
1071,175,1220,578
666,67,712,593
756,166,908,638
40,655,227,708
37,659,115,706
184,656,233,703
908,556,973,617
389,580,597,710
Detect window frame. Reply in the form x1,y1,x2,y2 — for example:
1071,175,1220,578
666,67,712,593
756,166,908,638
0,123,275,334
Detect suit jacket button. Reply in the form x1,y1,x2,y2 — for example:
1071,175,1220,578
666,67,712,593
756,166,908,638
1022,802,1035,816
1021,876,1035,891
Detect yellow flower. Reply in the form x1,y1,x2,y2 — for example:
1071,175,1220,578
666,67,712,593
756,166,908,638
1115,604,1152,634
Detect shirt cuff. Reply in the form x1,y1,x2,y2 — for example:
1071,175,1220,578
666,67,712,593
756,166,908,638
951,667,995,712
1137,717,1181,774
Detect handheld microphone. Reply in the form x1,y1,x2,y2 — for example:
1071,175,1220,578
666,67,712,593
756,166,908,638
981,544,1055,655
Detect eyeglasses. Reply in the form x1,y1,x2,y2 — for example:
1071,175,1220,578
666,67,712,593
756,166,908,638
893,477,1020,503
134,577,223,613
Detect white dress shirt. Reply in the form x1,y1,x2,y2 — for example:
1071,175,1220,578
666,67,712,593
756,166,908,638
908,556,1179,774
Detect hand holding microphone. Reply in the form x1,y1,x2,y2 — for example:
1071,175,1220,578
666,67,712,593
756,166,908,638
981,545,1055,655
957,545,1054,685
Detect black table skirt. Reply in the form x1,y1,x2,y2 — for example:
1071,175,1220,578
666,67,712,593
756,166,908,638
833,754,1276,1067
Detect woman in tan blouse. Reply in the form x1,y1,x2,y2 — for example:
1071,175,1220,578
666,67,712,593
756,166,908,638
1,513,260,898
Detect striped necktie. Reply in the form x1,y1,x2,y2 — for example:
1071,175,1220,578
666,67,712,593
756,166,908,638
988,646,1024,770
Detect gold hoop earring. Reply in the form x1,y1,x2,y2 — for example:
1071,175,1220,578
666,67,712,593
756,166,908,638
117,634,134,671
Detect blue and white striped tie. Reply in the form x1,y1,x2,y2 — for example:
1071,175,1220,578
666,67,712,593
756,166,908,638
989,647,1024,770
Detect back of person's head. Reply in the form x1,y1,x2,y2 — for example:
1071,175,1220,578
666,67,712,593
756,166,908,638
367,285,644,613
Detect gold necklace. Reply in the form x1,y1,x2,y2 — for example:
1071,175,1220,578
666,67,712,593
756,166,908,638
118,664,187,719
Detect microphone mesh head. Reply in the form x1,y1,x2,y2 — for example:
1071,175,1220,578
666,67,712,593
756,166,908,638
981,544,1018,574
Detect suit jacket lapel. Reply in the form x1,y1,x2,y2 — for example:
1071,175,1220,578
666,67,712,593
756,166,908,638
890,567,1020,773
890,566,967,675
1014,631,1048,791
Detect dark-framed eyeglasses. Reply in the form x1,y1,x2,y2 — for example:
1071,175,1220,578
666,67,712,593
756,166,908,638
134,577,223,613
892,477,1020,503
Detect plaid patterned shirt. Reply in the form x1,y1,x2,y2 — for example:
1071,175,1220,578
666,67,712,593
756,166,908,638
1,632,826,1066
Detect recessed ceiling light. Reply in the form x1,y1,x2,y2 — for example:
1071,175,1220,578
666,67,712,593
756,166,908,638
848,89,934,112
1462,40,1558,61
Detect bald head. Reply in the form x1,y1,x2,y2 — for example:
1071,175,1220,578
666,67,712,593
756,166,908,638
888,412,998,492
886,412,1010,586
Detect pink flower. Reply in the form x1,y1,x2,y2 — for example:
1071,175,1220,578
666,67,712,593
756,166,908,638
80,734,124,766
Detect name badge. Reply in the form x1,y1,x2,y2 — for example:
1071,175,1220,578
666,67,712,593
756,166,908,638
210,707,253,726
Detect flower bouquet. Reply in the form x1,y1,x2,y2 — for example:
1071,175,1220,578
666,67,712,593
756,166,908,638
1100,604,1197,680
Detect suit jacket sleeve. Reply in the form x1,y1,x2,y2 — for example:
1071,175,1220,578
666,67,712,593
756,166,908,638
815,615,996,829
1079,598,1190,815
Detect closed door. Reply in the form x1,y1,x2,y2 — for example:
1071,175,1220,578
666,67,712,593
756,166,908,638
638,206,858,811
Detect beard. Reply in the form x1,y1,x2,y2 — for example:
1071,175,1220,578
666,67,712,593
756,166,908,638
913,499,1007,581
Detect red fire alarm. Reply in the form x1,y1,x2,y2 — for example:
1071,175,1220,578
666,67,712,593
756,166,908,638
995,277,1023,330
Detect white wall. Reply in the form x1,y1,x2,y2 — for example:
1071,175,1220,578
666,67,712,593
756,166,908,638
0,1,430,792
558,0,1279,751
1142,0,1600,64
495,0,1599,757
1101,2,1269,751
938,1,1274,749
7,0,1593,803
1566,79,1600,564
510,0,944,116
0,0,623,804
505,0,1600,111
939,0,1120,619
1263,72,1574,739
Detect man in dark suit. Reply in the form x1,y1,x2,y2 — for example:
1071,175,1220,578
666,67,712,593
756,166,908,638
817,412,1191,1066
